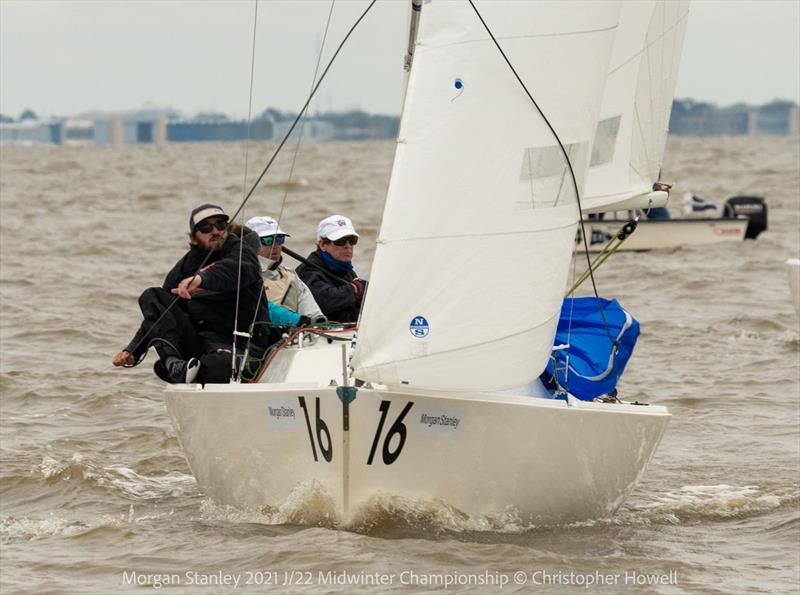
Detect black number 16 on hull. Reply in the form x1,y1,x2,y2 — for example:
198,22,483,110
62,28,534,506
367,400,414,465
298,396,332,462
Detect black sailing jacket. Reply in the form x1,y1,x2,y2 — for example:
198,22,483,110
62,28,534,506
296,249,361,323
126,232,273,356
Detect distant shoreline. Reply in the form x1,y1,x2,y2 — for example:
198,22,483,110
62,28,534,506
1,99,798,145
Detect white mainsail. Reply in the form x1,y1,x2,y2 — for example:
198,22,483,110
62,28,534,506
582,0,690,213
351,0,621,391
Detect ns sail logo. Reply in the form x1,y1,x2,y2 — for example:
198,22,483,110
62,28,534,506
409,316,430,338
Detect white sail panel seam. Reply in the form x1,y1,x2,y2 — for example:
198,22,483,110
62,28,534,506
585,188,655,201
605,11,689,77
631,96,652,180
356,312,560,371
414,24,619,53
670,13,687,77
377,221,579,243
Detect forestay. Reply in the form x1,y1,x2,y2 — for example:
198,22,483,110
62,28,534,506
351,0,621,391
583,0,690,213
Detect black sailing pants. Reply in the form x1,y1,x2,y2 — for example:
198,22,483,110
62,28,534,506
135,287,232,384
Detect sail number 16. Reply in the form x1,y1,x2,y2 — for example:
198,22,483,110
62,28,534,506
367,401,414,465
296,397,414,466
298,396,332,462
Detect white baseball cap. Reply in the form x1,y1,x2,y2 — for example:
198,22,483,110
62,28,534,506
317,215,359,241
246,216,290,237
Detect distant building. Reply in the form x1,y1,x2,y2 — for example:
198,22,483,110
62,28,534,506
0,120,56,144
167,118,272,143
753,101,799,135
85,110,167,145
670,99,800,135
272,118,334,142
266,109,399,141
311,111,399,140
1,111,168,146
60,119,95,146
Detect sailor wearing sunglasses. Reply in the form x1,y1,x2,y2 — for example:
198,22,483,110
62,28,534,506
296,215,367,323
245,216,324,325
112,204,276,383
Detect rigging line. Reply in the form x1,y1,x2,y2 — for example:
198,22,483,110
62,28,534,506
275,0,337,232
232,0,261,381
227,0,378,225
238,281,267,381
122,0,376,362
467,0,615,344
563,255,579,392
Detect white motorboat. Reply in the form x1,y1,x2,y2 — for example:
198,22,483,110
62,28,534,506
576,194,767,253
574,0,770,254
165,0,687,525
576,214,748,253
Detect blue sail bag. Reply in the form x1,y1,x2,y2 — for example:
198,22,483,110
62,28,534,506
542,297,639,400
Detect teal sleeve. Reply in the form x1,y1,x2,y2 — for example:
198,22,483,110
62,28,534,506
267,300,301,327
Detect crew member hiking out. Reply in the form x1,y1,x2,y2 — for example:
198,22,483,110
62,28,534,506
112,204,277,383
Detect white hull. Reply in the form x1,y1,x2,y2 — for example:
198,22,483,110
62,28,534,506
576,218,749,252
165,339,669,525
788,259,800,317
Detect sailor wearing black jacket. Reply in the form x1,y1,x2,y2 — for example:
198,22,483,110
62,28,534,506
296,215,367,323
112,204,275,383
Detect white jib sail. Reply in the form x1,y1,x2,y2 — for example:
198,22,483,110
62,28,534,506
351,0,621,391
583,0,690,213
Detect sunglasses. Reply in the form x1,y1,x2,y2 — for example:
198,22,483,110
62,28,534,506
260,235,286,247
195,219,228,234
329,236,358,247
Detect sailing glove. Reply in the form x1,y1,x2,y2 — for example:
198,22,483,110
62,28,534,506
352,278,368,299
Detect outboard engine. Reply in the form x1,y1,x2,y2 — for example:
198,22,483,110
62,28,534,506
723,196,768,239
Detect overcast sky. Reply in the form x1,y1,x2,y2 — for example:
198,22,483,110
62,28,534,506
1,0,798,119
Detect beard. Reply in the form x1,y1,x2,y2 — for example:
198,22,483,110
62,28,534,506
192,232,227,253
207,235,226,252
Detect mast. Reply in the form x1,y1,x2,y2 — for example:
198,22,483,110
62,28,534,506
400,0,424,111
403,0,423,72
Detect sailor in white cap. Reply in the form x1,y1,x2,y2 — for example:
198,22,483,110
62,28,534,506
245,215,324,323
295,215,367,323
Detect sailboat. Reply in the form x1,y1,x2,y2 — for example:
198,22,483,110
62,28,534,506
165,0,682,525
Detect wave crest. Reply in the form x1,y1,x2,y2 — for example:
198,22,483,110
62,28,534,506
34,454,196,501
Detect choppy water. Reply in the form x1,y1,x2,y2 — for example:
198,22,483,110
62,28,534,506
1,136,798,593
